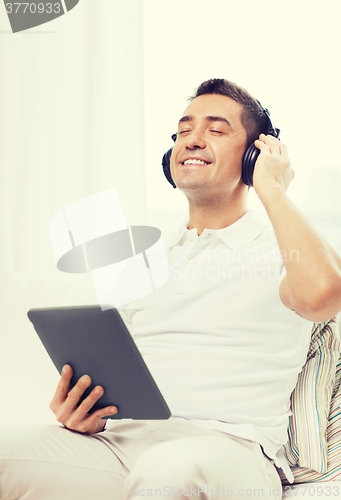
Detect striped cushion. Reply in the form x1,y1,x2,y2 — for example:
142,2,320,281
281,354,341,482
281,317,340,480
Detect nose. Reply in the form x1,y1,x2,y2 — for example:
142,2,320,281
184,129,206,150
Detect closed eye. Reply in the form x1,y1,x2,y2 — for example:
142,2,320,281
179,129,223,135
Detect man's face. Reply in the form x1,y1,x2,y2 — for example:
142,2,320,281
170,94,248,197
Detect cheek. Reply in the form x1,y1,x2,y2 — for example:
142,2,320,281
224,142,246,164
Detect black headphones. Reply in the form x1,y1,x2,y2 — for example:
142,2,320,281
161,101,280,188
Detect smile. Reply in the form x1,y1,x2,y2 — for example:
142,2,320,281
182,159,211,165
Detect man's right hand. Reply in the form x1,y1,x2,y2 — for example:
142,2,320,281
50,364,118,434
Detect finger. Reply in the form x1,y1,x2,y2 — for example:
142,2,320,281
50,364,73,411
54,374,92,424
259,134,281,154
77,406,118,434
278,142,288,159
64,387,118,433
72,385,106,419
62,374,92,414
72,385,117,421
254,138,269,152
265,135,288,159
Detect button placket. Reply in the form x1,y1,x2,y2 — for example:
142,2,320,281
176,240,206,293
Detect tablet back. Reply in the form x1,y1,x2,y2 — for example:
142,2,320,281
27,306,171,420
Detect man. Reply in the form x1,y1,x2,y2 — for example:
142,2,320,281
1,78,341,499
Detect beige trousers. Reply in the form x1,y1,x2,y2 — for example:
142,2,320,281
0,417,282,500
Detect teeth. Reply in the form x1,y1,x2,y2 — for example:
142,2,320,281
183,159,209,165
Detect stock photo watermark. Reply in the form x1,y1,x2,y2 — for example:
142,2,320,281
171,247,300,265
49,189,169,310
130,485,282,497
130,484,340,497
3,0,79,33
170,247,299,284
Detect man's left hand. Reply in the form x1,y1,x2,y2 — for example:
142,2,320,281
252,134,295,197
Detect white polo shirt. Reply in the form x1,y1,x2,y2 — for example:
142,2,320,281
118,209,313,483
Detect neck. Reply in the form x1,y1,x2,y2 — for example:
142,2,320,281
186,189,248,236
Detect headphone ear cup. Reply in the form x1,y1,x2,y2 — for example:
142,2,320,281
162,147,177,188
242,143,260,187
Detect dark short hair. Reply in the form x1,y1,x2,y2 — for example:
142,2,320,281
189,78,268,145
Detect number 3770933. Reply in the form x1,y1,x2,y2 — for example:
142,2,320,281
284,485,340,497
5,3,61,14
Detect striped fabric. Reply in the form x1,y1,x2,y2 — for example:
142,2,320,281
283,376,341,482
280,316,341,483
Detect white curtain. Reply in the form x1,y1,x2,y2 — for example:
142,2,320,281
0,0,146,277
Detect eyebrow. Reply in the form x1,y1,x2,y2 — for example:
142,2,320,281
178,115,232,127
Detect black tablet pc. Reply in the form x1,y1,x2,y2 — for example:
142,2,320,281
27,305,171,420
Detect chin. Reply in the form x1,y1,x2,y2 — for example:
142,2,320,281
176,180,214,194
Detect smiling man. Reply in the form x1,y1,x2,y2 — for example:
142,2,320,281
169,81,341,322
1,78,341,500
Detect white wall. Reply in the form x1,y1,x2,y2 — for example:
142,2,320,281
144,0,341,254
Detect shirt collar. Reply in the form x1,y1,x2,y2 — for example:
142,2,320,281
166,209,268,252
